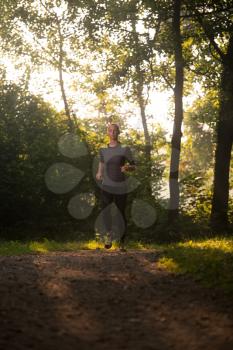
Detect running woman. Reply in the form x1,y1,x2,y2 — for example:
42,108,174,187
96,123,136,251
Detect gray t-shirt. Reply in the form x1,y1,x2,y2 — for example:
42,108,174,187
99,143,135,189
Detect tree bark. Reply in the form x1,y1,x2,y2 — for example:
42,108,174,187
168,0,184,222
211,35,233,230
136,78,151,164
136,84,152,195
131,17,152,195
56,16,76,132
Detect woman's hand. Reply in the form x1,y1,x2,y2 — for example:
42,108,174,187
96,161,104,181
121,164,135,173
96,172,103,181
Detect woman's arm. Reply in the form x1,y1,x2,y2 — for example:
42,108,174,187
121,146,136,173
96,161,104,180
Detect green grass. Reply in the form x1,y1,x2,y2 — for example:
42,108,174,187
156,236,233,294
0,238,104,255
0,238,161,255
0,236,232,294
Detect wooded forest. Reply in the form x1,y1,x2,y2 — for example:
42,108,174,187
1,2,233,350
0,0,232,241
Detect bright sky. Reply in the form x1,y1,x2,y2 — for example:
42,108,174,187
2,54,200,143
0,0,202,140
1,55,176,136
0,0,178,138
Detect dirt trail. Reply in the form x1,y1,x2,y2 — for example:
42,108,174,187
0,249,232,350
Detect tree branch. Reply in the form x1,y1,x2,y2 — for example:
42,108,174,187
194,10,225,61
161,72,175,91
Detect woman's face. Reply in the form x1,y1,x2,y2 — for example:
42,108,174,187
108,124,119,140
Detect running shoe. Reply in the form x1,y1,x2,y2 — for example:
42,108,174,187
104,232,112,249
119,241,127,252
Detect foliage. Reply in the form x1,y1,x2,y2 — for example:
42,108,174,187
0,78,69,227
178,90,218,221
179,173,212,222
0,0,232,235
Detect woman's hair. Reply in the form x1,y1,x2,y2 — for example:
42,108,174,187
108,123,120,133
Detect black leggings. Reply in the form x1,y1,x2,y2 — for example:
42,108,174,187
101,186,127,243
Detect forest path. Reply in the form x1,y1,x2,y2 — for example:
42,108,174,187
0,250,232,350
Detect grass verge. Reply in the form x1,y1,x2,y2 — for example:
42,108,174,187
155,236,233,294
0,236,232,294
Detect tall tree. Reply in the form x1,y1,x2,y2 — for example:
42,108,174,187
130,10,152,180
168,0,184,222
143,0,186,221
211,33,233,230
145,0,233,226
186,0,233,230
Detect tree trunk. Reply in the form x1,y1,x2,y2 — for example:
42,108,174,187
168,0,184,223
211,35,233,231
137,86,152,195
57,17,76,132
131,17,152,195
136,84,151,163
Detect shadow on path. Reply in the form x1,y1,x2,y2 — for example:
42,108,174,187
0,250,232,350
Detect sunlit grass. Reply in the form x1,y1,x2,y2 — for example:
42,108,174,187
0,236,232,294
0,238,162,255
0,239,99,255
177,236,233,252
29,241,49,253
157,257,181,272
156,236,233,293
29,239,104,253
